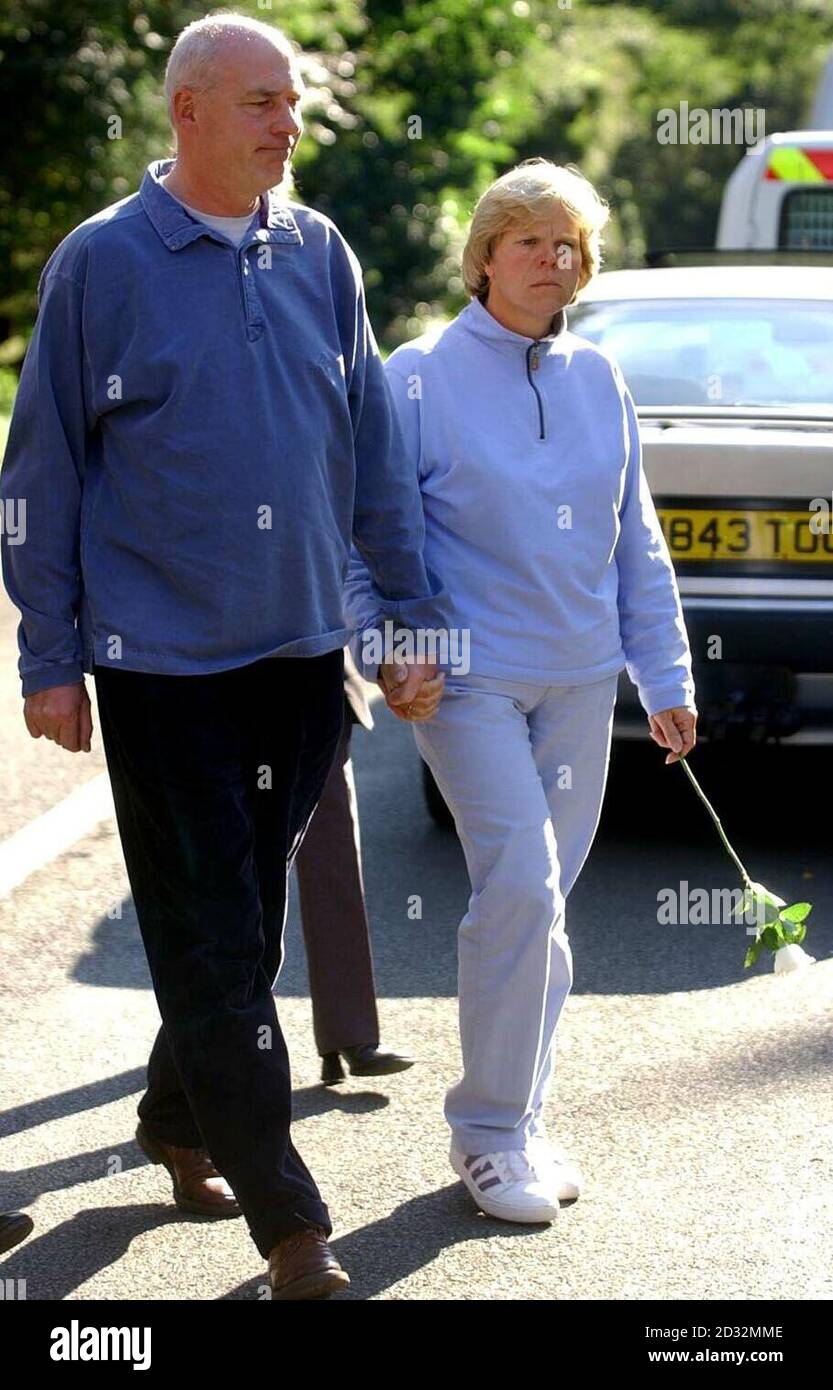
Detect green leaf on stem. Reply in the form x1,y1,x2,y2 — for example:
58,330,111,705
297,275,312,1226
779,902,812,924
744,938,763,968
678,759,814,970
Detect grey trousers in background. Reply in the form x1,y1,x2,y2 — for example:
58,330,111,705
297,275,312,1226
294,713,380,1055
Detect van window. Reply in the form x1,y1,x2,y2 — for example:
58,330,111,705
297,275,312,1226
779,189,833,250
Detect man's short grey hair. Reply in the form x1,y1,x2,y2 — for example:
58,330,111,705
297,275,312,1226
164,11,295,121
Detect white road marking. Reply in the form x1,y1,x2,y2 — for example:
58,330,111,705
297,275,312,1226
0,675,381,901
0,773,115,900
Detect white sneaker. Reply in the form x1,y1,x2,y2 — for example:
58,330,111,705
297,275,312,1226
449,1141,560,1223
527,1136,583,1201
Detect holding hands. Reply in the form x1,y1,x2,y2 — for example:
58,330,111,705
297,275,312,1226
378,660,445,722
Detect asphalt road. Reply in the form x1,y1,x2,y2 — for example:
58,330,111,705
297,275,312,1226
1,589,831,1301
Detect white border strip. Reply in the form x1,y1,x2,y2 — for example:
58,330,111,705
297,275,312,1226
0,773,115,900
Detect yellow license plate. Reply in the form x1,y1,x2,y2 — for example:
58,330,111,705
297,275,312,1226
656,508,833,562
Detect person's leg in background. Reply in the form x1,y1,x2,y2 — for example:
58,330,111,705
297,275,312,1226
250,652,347,991
295,710,380,1059
293,703,416,1083
94,649,344,1260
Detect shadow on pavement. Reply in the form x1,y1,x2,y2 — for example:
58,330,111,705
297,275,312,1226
292,1084,389,1122
1,1138,151,1209
602,739,827,850
4,1012,829,1299
0,1204,195,1301
221,1182,557,1301
0,1070,145,1141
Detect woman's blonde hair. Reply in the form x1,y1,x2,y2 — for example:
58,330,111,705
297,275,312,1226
462,158,610,305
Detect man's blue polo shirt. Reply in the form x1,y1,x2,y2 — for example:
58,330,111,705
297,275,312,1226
0,159,446,696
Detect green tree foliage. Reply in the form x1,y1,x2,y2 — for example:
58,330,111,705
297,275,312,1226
0,0,362,355
1,0,832,357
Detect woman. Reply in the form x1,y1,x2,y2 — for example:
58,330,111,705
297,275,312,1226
346,159,697,1224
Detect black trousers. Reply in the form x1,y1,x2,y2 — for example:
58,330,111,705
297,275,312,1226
94,649,345,1258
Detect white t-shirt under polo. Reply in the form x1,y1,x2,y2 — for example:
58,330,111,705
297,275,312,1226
163,178,259,247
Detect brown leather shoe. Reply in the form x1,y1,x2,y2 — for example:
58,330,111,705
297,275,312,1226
135,1121,242,1218
0,1211,34,1254
268,1225,350,1300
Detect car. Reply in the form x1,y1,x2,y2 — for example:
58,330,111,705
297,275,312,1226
571,264,833,747
421,263,833,824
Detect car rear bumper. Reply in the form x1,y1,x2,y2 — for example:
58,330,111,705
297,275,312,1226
614,596,833,744
681,596,833,671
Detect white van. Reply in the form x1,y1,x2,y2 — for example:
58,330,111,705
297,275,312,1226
716,131,833,251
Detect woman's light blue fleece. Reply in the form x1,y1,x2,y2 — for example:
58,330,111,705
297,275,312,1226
344,295,695,717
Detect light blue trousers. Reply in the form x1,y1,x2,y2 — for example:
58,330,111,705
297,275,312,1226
413,671,619,1156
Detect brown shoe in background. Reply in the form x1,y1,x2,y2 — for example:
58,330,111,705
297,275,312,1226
268,1225,350,1300
135,1121,242,1218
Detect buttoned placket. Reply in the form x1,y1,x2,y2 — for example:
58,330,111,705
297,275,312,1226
141,165,304,346
185,230,269,343
235,222,303,342
238,234,264,341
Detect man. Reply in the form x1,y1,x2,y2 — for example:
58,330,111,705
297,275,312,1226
0,13,445,1300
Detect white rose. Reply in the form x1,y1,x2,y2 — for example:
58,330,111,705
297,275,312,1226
773,943,816,974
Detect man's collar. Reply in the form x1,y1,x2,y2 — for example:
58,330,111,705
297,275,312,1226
139,158,304,250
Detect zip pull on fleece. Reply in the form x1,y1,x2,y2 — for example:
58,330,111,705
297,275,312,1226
526,342,546,440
